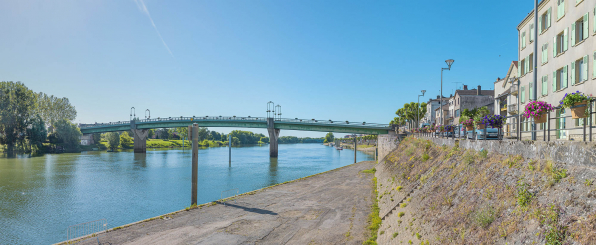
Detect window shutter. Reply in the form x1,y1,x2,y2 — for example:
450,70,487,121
530,24,534,41
564,28,569,51
539,14,542,33
521,87,525,103
553,36,557,57
571,23,575,46
545,43,549,62
571,61,576,85
563,65,568,88
584,13,589,40
594,6,596,34
544,75,548,95
530,82,534,100
542,44,545,63
548,8,552,28
561,0,565,18
553,71,557,91
526,56,530,74
593,52,596,79
584,55,589,81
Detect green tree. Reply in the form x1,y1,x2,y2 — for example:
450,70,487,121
92,133,101,144
0,81,36,153
26,114,47,154
324,132,334,143
148,129,155,139
34,92,77,128
259,137,269,144
120,132,134,149
176,127,188,139
106,132,120,151
53,119,82,152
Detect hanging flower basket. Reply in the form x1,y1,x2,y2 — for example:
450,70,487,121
476,123,485,130
523,101,555,123
560,91,591,119
534,114,547,124
480,115,506,129
461,118,474,131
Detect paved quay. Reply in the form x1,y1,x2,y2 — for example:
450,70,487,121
66,161,375,245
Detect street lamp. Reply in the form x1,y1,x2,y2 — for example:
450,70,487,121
441,59,454,126
275,105,282,121
145,109,150,120
418,90,426,134
267,101,274,118
130,107,136,121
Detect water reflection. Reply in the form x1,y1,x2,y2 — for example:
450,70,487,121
268,157,278,186
134,153,147,168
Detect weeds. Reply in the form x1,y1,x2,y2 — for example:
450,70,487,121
474,205,496,228
392,232,398,238
396,186,403,191
422,153,430,162
545,225,566,245
416,233,422,239
516,180,533,207
585,179,593,187
362,168,377,174
479,149,488,159
398,212,405,217
364,177,381,245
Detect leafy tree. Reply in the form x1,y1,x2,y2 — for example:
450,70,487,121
106,132,120,151
176,127,188,140
148,129,155,139
26,114,47,153
92,133,101,144
198,127,209,140
324,132,334,143
53,119,82,152
0,81,36,153
156,128,169,139
231,136,240,146
120,132,134,149
259,137,269,144
210,131,221,141
34,92,77,128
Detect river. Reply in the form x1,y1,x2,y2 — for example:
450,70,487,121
0,143,373,244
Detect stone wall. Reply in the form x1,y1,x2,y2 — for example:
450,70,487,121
421,137,596,167
378,131,400,161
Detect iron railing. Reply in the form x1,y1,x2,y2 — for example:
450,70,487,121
415,99,596,142
79,117,391,129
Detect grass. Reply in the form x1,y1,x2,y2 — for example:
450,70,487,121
422,153,430,162
479,149,488,158
362,168,377,174
416,233,422,239
516,180,533,207
396,186,403,191
398,212,405,217
392,232,398,238
363,177,381,245
585,179,593,187
474,205,496,228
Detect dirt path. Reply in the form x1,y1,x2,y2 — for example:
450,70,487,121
65,161,375,245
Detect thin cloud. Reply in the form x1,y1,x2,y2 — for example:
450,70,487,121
134,0,174,57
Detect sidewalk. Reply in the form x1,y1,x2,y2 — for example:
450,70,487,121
65,161,376,245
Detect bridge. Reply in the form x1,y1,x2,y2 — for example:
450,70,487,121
79,116,392,157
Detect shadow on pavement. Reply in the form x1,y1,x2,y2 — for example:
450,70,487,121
216,201,278,215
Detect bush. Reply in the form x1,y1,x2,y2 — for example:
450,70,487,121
474,206,496,228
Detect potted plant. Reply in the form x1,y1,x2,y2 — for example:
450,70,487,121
474,115,485,129
481,115,507,129
523,101,555,123
444,125,454,132
560,91,592,119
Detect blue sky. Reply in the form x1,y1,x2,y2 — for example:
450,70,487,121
0,0,536,137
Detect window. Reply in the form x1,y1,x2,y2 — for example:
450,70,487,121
542,43,549,64
558,0,565,20
520,59,526,76
529,53,534,73
553,66,569,92
521,86,525,103
553,29,568,57
575,118,585,127
571,55,589,85
542,75,548,96
530,24,535,42
572,13,589,46
455,109,460,117
529,82,534,100
521,32,526,49
539,7,552,33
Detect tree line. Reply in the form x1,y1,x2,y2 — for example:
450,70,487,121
390,102,427,129
0,81,79,155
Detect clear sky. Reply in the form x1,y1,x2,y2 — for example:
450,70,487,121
0,0,536,137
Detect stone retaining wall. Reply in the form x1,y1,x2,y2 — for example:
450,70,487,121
378,131,400,161
421,137,596,167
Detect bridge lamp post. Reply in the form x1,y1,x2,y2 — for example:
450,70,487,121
275,105,281,121
440,59,454,127
418,90,426,136
267,101,275,118
130,107,136,121
145,109,150,120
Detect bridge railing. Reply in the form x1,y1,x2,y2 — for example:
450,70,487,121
79,117,391,129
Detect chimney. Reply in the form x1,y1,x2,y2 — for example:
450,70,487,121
463,85,468,90
477,85,482,95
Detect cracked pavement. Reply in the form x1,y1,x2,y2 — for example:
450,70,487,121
72,161,375,245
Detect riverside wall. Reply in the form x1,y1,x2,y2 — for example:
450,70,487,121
377,131,400,162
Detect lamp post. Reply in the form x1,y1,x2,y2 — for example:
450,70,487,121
418,90,426,137
441,60,455,127
532,0,539,140
130,107,136,121
145,109,150,120
275,105,281,121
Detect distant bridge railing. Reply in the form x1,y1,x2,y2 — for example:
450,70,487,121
79,117,390,129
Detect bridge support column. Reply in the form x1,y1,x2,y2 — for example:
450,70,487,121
267,118,280,158
132,129,149,153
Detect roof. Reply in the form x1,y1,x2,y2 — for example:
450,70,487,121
455,89,495,97
496,87,511,99
502,61,519,88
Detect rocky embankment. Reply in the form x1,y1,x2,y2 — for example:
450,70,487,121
374,137,596,244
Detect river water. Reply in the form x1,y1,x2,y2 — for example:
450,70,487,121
0,144,373,244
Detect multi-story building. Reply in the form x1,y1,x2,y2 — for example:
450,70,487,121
421,96,449,126
517,0,595,140
494,61,520,138
434,104,450,126
452,85,495,124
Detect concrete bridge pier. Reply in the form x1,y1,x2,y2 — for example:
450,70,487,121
132,129,149,153
267,118,280,158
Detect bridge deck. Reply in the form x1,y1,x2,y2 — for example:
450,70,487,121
79,117,391,135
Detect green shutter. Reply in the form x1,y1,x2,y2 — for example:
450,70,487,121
593,52,596,79
553,36,557,57
564,28,568,51
530,82,534,100
553,71,557,91
584,13,589,40
545,43,549,62
521,86,525,103
561,0,565,18
594,6,596,34
563,65,568,88
571,61,575,85
539,13,542,33
571,23,575,46
543,76,548,95
548,8,552,28
584,55,589,81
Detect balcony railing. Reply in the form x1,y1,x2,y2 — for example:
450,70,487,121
511,86,518,95
508,104,518,115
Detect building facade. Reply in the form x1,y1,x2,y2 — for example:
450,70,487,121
518,0,596,140
494,61,520,138
422,96,449,127
451,85,495,124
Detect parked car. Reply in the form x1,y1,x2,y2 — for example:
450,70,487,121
466,127,501,140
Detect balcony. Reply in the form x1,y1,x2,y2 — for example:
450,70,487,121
500,104,508,112
508,104,518,115
510,86,518,96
